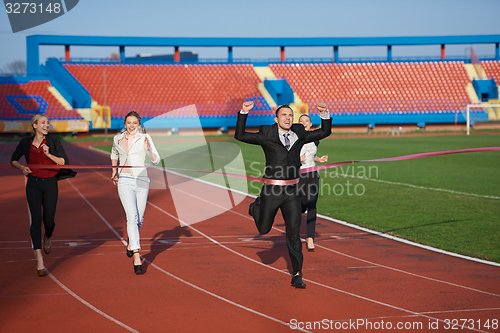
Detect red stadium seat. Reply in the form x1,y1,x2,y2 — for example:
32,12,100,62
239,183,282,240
482,60,500,86
269,61,472,112
64,63,264,116
0,81,81,120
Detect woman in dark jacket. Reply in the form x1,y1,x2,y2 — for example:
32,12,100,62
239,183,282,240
11,114,69,277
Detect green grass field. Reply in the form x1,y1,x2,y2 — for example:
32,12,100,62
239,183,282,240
93,133,500,262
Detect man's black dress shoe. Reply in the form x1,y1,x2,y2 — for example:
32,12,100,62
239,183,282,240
291,274,306,289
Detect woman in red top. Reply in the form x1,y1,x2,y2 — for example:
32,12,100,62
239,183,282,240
11,114,69,276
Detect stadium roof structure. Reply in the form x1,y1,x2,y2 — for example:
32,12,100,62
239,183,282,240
27,34,500,75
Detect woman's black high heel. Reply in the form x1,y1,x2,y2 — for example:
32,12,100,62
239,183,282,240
126,238,133,258
133,251,142,274
134,264,143,274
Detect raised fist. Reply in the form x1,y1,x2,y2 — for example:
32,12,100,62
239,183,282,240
316,103,328,114
242,101,254,113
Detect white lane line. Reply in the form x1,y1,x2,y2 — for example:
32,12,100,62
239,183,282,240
317,214,500,268
155,158,500,267
67,179,310,333
85,146,500,290
22,182,138,333
146,202,489,333
47,273,139,333
274,225,500,297
84,147,500,295
146,261,310,332
162,179,500,297
83,145,494,332
68,180,124,241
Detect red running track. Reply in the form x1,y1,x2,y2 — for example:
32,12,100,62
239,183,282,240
0,141,499,333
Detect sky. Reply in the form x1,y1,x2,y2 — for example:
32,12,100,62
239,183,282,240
1,0,500,71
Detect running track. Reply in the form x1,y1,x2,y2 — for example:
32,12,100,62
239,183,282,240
1,141,499,332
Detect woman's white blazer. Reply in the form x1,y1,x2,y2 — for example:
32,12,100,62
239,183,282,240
111,132,160,179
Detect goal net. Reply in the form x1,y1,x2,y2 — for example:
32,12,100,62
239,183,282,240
464,103,500,135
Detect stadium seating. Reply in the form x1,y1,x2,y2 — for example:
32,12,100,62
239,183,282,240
481,60,500,84
0,81,81,120
62,61,477,119
270,62,471,113
2,61,477,123
64,63,264,117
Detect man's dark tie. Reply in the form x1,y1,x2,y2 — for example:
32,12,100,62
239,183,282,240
284,133,290,150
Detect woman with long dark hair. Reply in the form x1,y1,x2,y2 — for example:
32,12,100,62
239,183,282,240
11,114,70,276
111,111,160,274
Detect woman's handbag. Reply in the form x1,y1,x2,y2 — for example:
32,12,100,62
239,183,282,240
56,168,77,181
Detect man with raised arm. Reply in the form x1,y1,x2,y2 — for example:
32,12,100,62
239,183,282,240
235,101,331,288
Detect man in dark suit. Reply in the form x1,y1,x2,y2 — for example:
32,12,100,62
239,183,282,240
235,101,331,288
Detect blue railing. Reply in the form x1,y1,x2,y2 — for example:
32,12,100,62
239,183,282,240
58,54,497,66
97,99,476,117
59,57,120,64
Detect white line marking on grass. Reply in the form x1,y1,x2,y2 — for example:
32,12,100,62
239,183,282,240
87,145,500,274
96,141,500,202
234,160,500,200
87,146,500,286
343,175,500,200
161,164,500,267
318,214,500,269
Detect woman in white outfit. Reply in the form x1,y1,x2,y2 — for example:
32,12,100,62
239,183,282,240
111,111,160,274
298,114,328,251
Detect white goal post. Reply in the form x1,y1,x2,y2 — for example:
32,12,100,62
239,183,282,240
466,103,500,136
